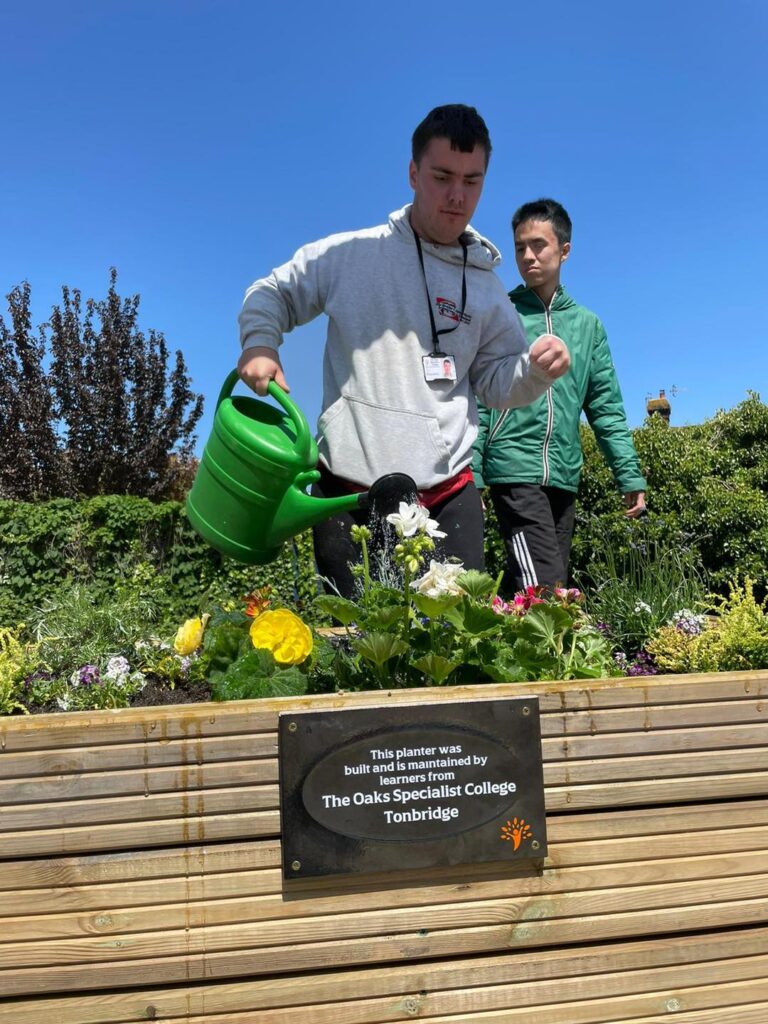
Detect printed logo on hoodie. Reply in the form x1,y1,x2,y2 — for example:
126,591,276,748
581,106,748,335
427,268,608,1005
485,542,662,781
436,297,471,325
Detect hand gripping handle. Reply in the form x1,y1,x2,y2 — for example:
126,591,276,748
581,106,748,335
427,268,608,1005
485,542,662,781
216,370,312,462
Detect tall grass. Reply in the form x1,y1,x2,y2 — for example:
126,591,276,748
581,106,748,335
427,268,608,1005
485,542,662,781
576,523,708,655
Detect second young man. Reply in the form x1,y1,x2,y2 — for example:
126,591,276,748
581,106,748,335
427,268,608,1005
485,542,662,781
473,198,646,593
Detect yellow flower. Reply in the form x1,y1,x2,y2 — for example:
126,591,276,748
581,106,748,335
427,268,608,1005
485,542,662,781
173,615,208,656
249,609,313,666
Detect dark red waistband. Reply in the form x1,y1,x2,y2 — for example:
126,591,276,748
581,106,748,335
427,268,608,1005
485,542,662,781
318,464,474,511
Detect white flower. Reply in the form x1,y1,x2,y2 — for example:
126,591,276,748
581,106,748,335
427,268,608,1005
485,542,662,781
105,656,131,682
634,601,652,615
671,609,707,635
56,694,71,711
414,560,465,598
386,501,446,539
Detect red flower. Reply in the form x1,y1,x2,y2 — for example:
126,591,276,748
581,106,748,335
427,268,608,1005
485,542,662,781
243,586,272,618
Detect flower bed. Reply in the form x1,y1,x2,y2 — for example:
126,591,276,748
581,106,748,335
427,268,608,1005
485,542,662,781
2,503,767,716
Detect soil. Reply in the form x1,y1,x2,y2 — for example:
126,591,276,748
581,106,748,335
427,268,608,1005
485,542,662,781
130,679,213,706
23,679,213,715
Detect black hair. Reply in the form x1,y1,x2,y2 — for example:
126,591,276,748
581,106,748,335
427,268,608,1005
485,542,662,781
411,104,492,168
512,198,572,245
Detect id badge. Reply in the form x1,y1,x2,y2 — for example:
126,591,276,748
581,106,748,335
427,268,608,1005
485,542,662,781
423,354,457,382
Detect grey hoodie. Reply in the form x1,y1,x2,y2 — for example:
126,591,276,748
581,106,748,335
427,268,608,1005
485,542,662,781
239,205,551,488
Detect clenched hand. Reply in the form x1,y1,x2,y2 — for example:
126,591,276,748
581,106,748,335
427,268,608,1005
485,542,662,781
237,346,290,396
530,333,570,380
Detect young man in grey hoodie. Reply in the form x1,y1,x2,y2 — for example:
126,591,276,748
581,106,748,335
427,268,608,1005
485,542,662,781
238,105,569,596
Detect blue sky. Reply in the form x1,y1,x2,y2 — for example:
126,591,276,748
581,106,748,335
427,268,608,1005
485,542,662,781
2,0,766,452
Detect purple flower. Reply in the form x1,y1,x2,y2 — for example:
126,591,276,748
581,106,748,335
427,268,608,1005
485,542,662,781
78,664,101,686
627,651,658,676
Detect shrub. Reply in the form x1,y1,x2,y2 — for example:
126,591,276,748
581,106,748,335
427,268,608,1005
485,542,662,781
646,579,768,673
570,393,768,593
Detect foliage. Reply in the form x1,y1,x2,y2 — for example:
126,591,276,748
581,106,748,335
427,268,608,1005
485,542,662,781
306,514,619,692
575,521,708,656
0,495,317,627
0,627,35,715
646,579,768,674
0,271,203,500
570,392,768,593
193,601,313,701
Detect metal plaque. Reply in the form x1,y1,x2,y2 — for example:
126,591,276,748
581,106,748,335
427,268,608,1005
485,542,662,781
278,697,547,878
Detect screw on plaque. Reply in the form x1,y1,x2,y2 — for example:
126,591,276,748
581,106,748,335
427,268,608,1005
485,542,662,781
288,721,297,732
531,840,541,851
522,706,531,716
291,860,301,871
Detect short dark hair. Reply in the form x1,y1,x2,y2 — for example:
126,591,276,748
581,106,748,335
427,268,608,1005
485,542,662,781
512,198,572,245
411,104,492,167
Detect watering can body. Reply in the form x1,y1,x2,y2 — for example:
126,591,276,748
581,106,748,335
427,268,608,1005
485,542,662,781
187,371,364,564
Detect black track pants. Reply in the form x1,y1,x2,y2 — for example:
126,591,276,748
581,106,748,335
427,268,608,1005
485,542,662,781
312,473,485,599
489,483,576,595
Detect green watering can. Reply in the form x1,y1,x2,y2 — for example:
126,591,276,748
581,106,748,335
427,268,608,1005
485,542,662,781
186,370,416,565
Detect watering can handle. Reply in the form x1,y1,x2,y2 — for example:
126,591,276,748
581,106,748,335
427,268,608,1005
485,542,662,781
217,370,313,462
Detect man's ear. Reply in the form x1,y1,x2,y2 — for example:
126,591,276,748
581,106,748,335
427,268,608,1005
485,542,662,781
408,159,418,190
560,241,572,266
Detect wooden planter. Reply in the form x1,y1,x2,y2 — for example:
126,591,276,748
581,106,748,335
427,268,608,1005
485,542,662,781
1,671,767,1022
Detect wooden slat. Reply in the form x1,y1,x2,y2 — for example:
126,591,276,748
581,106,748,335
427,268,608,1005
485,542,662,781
544,744,768,784
0,783,278,830
3,799,766,892
5,847,768,942
3,896,768,996
542,721,768,759
7,821,768,919
1,671,764,752
0,733,278,781
0,926,765,1023
547,769,768,810
0,809,281,858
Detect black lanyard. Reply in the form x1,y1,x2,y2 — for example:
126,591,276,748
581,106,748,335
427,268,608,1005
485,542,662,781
413,231,468,356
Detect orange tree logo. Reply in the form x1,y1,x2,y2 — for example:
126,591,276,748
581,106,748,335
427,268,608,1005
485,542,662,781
500,817,532,851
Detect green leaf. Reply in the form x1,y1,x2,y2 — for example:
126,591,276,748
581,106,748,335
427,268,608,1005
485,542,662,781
518,604,572,644
364,605,406,630
476,659,528,683
411,593,462,618
455,570,496,600
411,653,460,684
210,649,307,701
313,595,360,626
202,621,252,679
443,599,501,636
353,632,409,667
212,667,306,701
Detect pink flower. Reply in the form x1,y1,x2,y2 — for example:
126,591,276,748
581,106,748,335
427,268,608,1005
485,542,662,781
511,586,546,615
492,595,510,615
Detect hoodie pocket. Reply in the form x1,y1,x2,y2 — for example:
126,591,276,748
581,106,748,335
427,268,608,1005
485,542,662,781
317,394,451,483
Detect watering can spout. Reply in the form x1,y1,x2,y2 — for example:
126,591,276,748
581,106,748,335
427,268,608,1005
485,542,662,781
269,471,364,548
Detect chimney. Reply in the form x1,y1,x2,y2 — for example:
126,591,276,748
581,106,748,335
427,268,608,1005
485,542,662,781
646,389,671,423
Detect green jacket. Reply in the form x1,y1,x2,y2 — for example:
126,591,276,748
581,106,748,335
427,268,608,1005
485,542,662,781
473,285,646,494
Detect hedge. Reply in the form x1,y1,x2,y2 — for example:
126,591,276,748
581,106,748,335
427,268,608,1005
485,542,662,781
0,495,316,628
1,393,766,629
